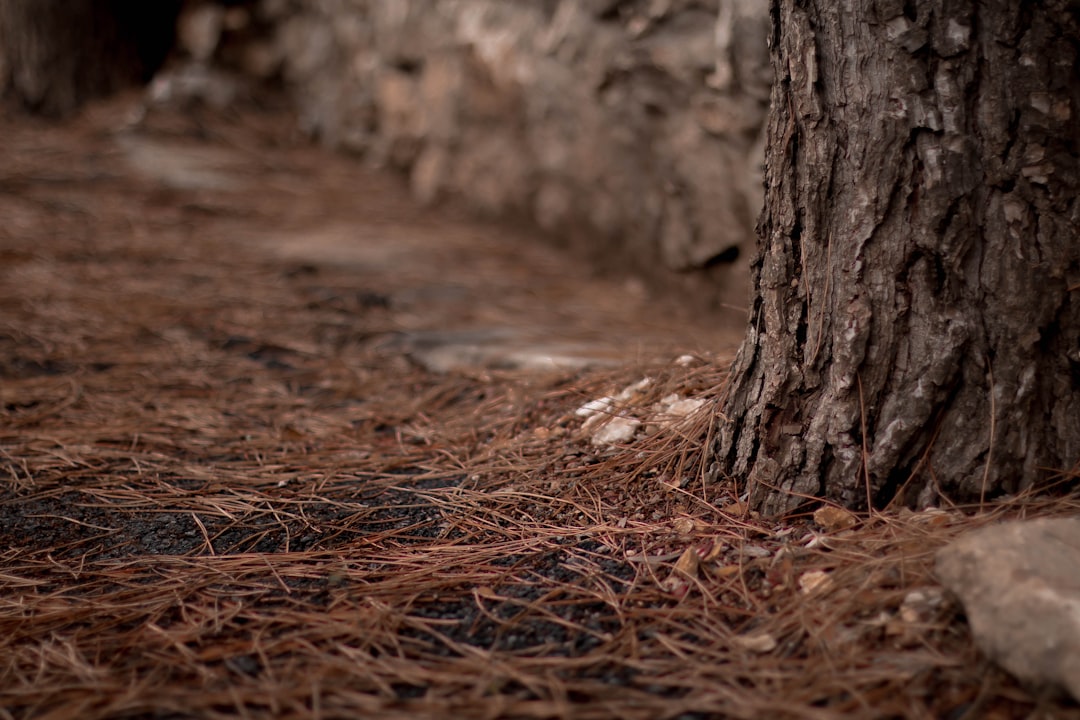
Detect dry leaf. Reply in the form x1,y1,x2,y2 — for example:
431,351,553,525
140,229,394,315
721,500,748,516
475,585,500,600
673,546,701,576
711,564,741,578
661,547,701,597
813,506,858,532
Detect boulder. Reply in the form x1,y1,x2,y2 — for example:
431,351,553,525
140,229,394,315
935,518,1080,701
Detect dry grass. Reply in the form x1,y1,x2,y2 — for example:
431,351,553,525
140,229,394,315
2,100,1079,720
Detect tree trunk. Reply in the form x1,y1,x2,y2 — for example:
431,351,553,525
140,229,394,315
0,0,178,116
718,0,1080,515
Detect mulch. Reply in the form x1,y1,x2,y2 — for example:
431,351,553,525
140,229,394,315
2,97,1078,719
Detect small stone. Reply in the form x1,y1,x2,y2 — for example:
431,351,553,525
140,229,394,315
738,545,771,559
655,396,706,418
673,517,696,535
935,518,1080,702
616,378,652,400
898,587,945,624
732,631,777,653
798,569,832,595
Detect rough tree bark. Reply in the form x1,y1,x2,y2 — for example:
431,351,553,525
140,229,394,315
718,0,1080,515
0,0,178,116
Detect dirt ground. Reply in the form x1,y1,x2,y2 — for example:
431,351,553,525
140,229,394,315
2,95,1078,719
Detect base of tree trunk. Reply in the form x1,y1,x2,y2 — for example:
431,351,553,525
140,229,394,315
718,0,1080,515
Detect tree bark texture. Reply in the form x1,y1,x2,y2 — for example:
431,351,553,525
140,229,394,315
719,0,1080,515
0,0,177,116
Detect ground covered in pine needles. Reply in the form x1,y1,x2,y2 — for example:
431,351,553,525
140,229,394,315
2,97,1078,720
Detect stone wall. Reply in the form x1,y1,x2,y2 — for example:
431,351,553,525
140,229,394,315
221,0,770,306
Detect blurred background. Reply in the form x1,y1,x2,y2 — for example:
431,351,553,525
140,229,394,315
0,0,771,311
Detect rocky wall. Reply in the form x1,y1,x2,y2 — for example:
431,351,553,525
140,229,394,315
235,0,770,306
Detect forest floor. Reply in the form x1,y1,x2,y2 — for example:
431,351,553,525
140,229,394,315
1,95,1078,719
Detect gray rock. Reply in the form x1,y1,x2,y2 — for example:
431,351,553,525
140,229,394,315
254,0,769,308
935,518,1080,701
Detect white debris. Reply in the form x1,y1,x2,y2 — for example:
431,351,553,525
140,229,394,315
575,396,615,418
657,396,706,418
898,587,946,624
575,377,654,445
576,378,650,418
644,394,707,435
589,416,641,445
